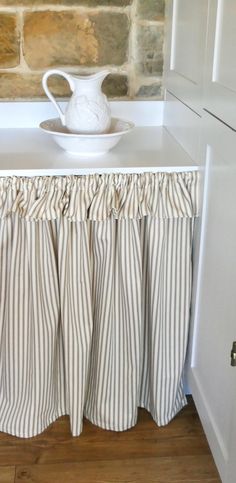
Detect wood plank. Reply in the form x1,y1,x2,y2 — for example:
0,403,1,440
0,399,220,481
0,434,211,466
169,481,220,483
0,466,15,483
15,456,220,483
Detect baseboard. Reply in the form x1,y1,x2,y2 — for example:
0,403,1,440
189,368,227,482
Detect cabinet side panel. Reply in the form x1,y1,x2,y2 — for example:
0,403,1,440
164,91,201,162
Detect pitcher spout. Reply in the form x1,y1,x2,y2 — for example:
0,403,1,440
73,70,110,85
90,70,110,82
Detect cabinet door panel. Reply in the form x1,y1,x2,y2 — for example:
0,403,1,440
171,1,200,82
164,0,207,114
205,0,236,129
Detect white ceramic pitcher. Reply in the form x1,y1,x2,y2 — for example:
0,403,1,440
42,69,111,134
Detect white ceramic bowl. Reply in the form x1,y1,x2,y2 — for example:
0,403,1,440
39,117,135,156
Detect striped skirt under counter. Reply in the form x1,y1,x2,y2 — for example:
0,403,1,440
0,172,199,437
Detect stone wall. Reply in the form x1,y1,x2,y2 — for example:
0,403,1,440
0,0,165,100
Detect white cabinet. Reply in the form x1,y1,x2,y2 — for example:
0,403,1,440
164,1,236,481
204,0,236,129
164,0,208,114
189,113,236,482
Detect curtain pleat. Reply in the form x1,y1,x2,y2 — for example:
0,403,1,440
0,172,198,437
139,217,193,425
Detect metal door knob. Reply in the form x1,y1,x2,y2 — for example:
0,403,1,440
231,341,236,366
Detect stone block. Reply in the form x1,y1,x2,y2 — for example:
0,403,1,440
23,11,129,69
92,11,129,65
136,81,162,98
103,73,128,97
0,0,131,4
137,0,165,21
136,24,164,76
0,14,19,68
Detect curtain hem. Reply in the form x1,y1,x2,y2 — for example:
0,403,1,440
139,397,188,427
0,399,188,439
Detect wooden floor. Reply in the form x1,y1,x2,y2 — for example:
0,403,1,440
0,397,220,483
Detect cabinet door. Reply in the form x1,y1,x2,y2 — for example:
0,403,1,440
189,113,236,482
164,0,208,114
204,0,236,129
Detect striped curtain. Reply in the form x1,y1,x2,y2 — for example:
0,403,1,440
0,172,198,438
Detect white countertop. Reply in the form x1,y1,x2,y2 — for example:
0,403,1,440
0,126,198,177
0,101,198,177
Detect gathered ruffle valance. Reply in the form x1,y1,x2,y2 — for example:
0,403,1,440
0,171,199,221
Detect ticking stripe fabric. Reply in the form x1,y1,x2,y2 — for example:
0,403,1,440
0,172,198,438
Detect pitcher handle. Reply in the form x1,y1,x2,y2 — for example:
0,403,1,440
42,69,75,126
